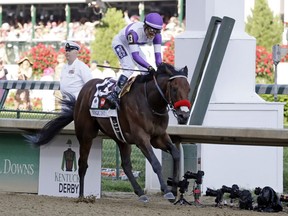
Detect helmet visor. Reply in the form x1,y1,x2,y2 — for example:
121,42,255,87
147,26,161,34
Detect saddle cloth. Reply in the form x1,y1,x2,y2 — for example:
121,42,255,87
89,77,136,118
89,77,136,143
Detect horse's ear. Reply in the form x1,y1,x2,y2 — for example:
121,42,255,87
180,66,188,77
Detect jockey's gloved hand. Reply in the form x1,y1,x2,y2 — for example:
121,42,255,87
147,66,156,75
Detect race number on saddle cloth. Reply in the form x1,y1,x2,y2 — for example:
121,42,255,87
89,77,135,117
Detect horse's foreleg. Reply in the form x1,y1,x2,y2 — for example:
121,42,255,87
138,141,175,200
151,134,180,198
78,139,93,198
117,142,145,199
167,141,180,197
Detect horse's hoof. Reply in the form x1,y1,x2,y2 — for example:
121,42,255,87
164,192,175,200
138,195,149,203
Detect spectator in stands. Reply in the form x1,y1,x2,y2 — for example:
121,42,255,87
60,41,92,100
162,16,185,41
90,60,103,79
106,12,163,109
0,59,8,100
102,60,116,78
14,57,33,110
0,42,8,64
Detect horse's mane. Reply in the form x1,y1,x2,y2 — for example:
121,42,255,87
157,62,176,76
134,63,183,83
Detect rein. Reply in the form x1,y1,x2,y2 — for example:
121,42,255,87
144,78,168,116
144,74,189,117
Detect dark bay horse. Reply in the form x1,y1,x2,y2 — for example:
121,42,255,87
26,63,191,202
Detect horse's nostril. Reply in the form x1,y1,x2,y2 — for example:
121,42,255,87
178,119,187,125
176,111,190,125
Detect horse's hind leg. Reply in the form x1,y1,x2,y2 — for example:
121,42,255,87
78,139,92,198
76,120,99,198
77,137,93,198
116,141,146,201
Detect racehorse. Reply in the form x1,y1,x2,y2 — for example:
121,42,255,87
25,63,191,202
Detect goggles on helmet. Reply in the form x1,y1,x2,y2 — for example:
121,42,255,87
147,26,161,34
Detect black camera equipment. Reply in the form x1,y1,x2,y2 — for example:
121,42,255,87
205,188,224,206
254,186,283,212
222,184,240,204
206,184,253,210
167,170,205,205
205,185,238,206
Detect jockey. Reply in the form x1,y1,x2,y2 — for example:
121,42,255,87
107,12,163,109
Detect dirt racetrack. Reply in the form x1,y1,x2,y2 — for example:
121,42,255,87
1,191,287,216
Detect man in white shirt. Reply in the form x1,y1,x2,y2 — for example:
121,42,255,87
60,41,93,99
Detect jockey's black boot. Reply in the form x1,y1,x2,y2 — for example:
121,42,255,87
107,74,128,109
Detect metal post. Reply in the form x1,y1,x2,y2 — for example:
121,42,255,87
272,44,281,102
0,89,9,109
138,2,145,22
274,65,278,101
189,17,235,125
65,4,71,40
0,5,2,27
188,16,222,105
178,0,184,25
31,5,36,40
116,145,120,179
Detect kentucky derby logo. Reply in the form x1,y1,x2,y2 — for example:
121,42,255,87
54,139,79,194
61,139,77,172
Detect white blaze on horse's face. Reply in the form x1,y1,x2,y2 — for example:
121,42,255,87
180,106,189,112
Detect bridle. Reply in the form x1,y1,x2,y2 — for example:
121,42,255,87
144,74,191,118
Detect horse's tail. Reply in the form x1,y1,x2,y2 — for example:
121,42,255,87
24,93,76,146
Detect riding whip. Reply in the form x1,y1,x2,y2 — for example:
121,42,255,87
97,64,149,73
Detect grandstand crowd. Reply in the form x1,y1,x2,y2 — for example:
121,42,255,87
0,12,184,42
0,10,185,110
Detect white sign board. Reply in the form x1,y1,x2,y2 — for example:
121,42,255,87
277,62,288,85
1,0,86,4
38,135,101,198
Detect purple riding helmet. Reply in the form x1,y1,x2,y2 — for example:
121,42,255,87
144,13,163,30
